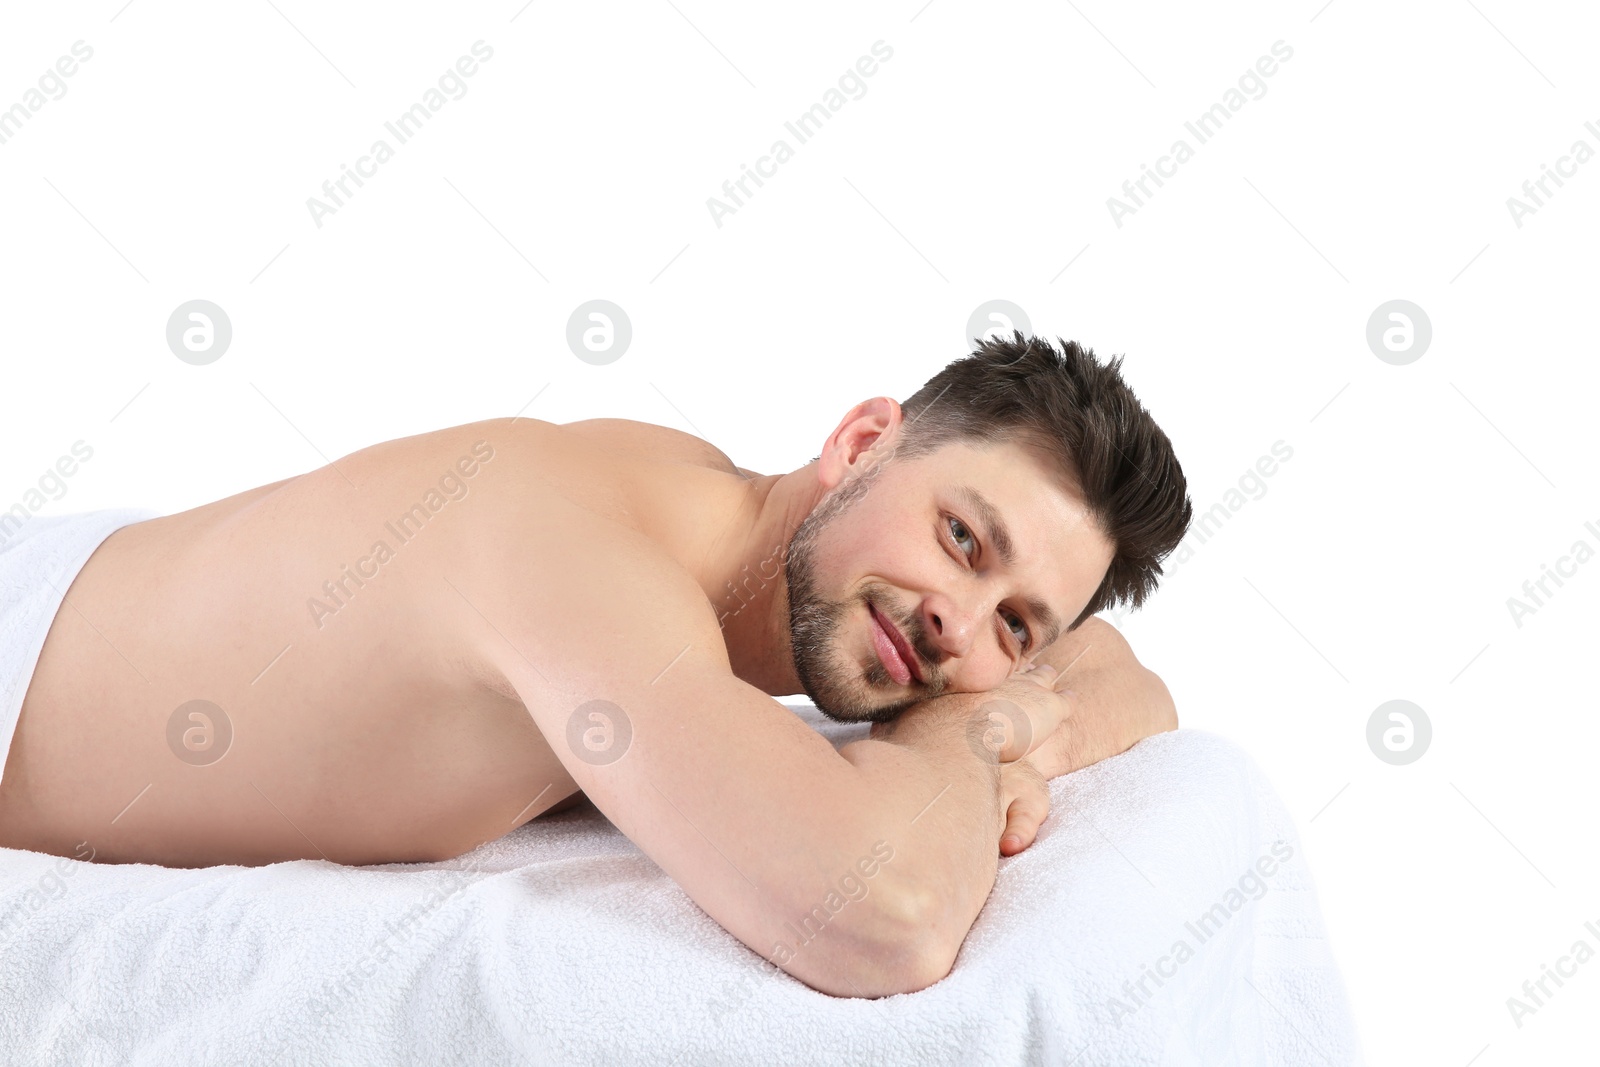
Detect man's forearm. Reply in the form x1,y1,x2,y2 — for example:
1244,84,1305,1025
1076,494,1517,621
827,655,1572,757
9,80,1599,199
835,691,1003,988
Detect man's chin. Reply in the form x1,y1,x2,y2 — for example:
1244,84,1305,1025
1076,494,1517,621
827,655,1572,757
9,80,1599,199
807,686,917,726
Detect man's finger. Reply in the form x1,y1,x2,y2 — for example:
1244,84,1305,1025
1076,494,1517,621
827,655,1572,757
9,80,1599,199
1019,669,1063,759
1026,663,1057,684
999,760,1050,856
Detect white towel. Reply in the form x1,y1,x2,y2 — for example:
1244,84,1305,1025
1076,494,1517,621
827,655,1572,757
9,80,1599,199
0,694,1364,1065
0,507,162,788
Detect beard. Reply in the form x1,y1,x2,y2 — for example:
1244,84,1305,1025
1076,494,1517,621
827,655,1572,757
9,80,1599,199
782,457,941,724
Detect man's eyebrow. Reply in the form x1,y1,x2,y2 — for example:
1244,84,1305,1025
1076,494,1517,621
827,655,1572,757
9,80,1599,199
952,484,1064,649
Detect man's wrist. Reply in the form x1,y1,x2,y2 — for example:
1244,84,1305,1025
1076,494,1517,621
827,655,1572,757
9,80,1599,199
867,690,990,751
1059,664,1175,773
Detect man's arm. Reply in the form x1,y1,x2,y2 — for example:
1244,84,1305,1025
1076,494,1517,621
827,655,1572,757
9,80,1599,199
468,505,1021,997
868,616,1176,776
833,682,1067,979
863,615,1177,861
1027,615,1177,773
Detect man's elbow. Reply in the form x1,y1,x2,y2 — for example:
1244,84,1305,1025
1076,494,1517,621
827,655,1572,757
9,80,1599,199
804,942,951,999
887,931,962,995
789,886,958,998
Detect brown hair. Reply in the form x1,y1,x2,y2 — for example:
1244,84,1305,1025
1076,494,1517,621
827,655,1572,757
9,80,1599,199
894,331,1193,629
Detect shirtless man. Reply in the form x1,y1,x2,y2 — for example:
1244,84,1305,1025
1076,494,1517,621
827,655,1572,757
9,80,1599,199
0,333,1192,998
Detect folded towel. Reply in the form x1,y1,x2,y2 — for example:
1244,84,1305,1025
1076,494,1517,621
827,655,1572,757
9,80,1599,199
0,695,1363,1065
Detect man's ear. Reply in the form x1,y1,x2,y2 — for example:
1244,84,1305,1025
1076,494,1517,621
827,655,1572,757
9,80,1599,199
816,397,904,492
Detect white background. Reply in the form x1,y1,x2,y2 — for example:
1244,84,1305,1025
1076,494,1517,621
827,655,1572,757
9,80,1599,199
3,1,1596,1062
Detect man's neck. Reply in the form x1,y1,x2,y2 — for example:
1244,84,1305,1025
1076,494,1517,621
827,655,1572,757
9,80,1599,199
694,463,823,697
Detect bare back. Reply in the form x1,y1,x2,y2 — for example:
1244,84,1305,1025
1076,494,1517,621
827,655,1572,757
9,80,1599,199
0,418,755,866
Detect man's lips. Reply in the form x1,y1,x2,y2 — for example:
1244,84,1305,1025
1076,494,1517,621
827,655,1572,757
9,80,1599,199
868,602,923,685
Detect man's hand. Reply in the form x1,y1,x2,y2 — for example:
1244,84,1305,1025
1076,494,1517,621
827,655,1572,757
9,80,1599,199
1027,617,1177,774
874,617,1178,857
867,662,1074,759
991,617,1178,854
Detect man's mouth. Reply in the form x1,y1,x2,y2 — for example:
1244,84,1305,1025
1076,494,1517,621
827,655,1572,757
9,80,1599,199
868,601,923,686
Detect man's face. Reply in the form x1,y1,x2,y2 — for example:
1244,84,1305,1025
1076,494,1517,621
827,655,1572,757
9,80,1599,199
784,437,1116,723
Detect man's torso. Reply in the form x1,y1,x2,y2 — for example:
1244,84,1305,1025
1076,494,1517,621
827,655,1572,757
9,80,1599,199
0,417,756,866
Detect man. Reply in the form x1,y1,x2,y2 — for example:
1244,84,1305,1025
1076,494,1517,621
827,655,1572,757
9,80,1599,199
0,332,1192,998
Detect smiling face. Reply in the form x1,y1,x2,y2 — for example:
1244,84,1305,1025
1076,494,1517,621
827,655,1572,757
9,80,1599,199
784,437,1116,723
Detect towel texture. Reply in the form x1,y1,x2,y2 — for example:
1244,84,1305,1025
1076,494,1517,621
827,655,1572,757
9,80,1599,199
1,697,1363,1065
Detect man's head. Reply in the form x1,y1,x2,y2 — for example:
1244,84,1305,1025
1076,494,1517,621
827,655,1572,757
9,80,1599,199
784,332,1193,723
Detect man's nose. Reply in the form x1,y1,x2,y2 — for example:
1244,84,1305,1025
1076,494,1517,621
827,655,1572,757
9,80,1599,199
921,593,981,660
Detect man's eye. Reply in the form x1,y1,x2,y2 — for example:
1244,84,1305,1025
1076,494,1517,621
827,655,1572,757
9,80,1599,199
1005,611,1031,650
947,516,975,556
946,515,1029,650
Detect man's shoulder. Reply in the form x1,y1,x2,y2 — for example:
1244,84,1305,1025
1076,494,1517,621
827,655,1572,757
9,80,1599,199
559,418,753,477
441,417,743,688
466,487,733,696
